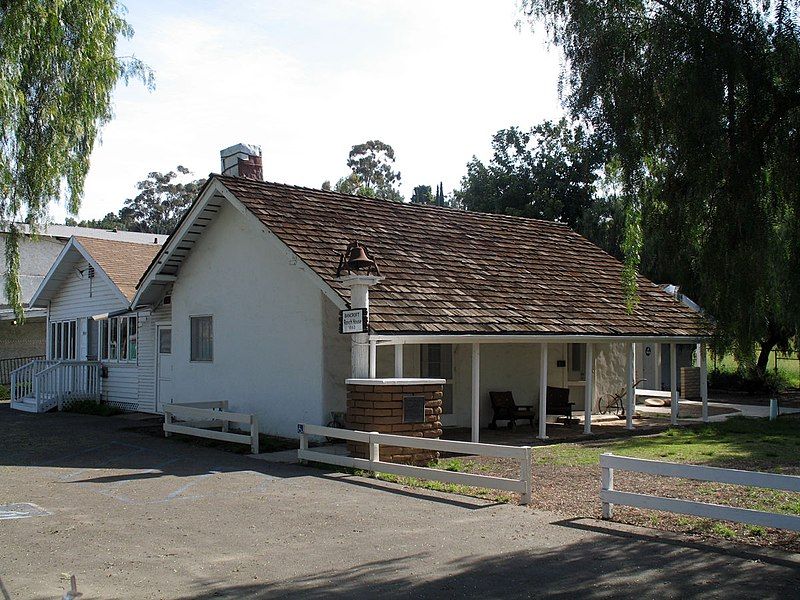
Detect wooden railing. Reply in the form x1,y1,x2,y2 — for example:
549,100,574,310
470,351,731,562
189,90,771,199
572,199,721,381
10,360,101,412
0,355,44,385
298,423,533,504
601,453,800,531
10,360,60,404
164,401,259,454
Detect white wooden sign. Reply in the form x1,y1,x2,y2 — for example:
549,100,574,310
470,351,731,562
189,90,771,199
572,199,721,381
339,308,368,334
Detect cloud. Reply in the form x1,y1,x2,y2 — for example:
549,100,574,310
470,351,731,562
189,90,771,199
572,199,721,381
63,0,562,222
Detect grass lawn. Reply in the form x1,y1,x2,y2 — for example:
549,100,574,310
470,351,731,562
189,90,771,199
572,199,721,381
711,349,800,389
375,416,800,551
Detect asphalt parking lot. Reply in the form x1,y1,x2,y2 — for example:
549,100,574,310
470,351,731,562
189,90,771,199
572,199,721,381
1,404,799,599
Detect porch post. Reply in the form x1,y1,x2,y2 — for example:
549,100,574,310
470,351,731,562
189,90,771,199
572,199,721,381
584,343,594,435
471,343,480,443
369,339,377,378
539,343,548,440
394,343,403,378
698,342,708,422
670,342,679,424
653,343,662,390
625,342,634,430
336,274,381,379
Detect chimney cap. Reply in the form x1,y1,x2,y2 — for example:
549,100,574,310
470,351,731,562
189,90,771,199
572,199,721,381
220,143,263,180
220,143,262,159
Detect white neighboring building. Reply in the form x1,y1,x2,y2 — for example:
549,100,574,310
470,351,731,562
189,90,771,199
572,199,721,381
14,236,163,412
0,225,166,364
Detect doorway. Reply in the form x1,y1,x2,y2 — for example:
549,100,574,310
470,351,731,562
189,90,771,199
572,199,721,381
156,324,173,412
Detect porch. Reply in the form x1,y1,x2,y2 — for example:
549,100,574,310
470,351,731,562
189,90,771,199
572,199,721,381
9,359,102,413
369,336,709,443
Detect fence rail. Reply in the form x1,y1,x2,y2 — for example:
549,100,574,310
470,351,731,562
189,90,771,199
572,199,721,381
0,355,44,385
297,423,532,504
164,401,259,454
600,453,800,532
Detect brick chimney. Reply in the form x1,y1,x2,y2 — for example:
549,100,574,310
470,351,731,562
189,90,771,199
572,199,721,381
220,143,263,180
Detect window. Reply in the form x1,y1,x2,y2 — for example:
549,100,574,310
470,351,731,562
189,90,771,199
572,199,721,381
159,328,172,354
99,320,109,360
49,320,77,360
190,316,213,362
99,315,137,363
568,343,587,382
421,344,453,414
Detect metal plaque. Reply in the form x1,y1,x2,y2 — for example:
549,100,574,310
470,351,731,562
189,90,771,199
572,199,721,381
402,396,426,424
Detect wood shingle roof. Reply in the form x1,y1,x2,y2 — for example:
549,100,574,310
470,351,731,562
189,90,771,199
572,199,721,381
217,175,707,338
75,237,162,301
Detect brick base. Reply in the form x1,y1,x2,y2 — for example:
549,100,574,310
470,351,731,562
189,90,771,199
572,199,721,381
346,382,443,466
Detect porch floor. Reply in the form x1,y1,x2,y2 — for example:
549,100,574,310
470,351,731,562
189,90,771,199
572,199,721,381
442,400,745,446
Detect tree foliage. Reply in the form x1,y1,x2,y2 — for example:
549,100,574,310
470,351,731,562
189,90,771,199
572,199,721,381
410,185,433,205
454,119,622,253
520,0,800,369
69,167,205,234
333,140,403,201
0,0,152,319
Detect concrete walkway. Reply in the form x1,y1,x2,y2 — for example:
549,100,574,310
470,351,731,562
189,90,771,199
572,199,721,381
636,399,800,421
1,404,799,599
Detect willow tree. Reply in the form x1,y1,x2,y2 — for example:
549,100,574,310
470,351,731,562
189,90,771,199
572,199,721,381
520,0,800,373
0,0,152,320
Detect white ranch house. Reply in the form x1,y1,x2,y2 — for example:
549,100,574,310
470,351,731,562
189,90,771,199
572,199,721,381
13,145,708,441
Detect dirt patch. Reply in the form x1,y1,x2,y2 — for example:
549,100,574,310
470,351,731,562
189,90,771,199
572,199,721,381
454,453,800,553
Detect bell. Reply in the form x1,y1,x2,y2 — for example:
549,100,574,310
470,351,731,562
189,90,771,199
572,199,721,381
346,243,374,271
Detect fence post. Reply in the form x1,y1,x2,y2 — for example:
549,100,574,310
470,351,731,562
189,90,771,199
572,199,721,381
250,415,259,454
299,426,308,464
520,446,533,505
164,409,173,437
369,431,380,472
601,453,614,519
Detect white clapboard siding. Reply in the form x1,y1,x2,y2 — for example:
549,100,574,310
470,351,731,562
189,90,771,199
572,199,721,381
48,257,149,411
136,302,171,413
49,259,126,321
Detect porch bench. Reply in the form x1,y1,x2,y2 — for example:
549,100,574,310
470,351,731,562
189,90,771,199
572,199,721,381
488,391,535,429
545,386,575,423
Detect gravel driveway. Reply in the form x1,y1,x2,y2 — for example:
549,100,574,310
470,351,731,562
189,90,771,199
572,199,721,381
1,404,799,599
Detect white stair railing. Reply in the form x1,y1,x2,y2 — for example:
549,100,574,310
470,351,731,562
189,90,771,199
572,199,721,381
10,360,59,405
34,361,102,411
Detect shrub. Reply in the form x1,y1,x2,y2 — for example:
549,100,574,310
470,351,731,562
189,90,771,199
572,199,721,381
63,399,124,417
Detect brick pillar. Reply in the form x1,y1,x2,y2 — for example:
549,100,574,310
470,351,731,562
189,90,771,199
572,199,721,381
346,380,443,466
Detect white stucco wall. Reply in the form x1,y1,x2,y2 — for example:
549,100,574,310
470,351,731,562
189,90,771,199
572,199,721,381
0,233,65,309
168,200,334,438
0,319,46,360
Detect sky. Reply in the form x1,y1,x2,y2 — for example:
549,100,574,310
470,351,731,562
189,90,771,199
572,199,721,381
61,0,564,222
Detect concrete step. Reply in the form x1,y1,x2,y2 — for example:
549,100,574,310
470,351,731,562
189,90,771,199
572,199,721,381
10,399,39,413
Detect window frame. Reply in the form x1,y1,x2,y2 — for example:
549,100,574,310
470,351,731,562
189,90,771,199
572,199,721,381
99,314,138,364
190,315,213,363
49,319,77,360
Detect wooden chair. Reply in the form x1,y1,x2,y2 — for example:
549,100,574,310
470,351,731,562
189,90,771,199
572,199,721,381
488,391,535,429
545,386,575,422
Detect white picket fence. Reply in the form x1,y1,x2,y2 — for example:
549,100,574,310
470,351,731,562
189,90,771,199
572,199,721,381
297,423,532,504
600,453,800,531
164,401,259,454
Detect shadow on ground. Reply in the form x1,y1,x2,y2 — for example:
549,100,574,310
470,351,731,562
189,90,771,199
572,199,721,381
160,526,800,599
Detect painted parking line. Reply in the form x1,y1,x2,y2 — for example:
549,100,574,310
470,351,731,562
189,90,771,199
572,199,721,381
0,503,51,520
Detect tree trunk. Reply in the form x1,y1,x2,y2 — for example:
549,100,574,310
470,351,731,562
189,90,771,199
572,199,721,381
756,338,777,377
